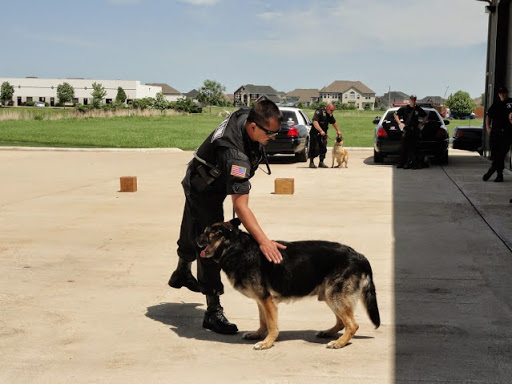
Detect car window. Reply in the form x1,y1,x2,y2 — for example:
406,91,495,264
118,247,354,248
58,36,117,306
298,110,310,125
281,111,298,124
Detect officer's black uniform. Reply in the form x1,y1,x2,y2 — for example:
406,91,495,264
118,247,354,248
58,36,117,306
484,96,512,181
171,108,263,333
395,104,427,168
309,107,336,163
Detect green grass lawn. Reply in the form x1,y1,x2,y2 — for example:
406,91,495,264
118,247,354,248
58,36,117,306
0,106,483,149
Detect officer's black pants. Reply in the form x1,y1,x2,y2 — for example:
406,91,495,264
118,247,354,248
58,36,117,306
489,134,511,173
309,132,327,161
176,164,226,295
399,131,419,166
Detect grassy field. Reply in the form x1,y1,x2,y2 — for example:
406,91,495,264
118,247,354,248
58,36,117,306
0,106,482,149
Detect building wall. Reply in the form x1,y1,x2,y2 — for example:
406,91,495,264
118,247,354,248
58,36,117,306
0,77,162,106
320,88,375,110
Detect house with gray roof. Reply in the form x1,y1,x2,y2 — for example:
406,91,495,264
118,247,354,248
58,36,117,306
376,91,410,108
234,84,281,106
285,89,320,106
146,83,182,102
320,80,376,110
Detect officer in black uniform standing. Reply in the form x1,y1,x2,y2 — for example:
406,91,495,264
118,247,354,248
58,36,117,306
394,95,427,169
309,102,342,168
483,86,512,182
168,98,286,334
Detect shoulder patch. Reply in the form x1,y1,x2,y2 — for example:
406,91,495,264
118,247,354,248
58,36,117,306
230,164,247,178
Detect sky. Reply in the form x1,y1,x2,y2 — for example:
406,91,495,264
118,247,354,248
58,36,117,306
3,0,490,99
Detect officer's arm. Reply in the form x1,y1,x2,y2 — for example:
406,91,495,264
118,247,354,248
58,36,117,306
333,122,342,137
313,120,325,136
486,115,492,133
394,112,404,128
231,193,285,264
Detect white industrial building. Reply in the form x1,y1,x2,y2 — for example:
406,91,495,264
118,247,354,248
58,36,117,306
0,77,183,106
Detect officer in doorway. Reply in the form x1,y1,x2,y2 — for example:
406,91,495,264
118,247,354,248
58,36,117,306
168,98,286,334
309,102,342,168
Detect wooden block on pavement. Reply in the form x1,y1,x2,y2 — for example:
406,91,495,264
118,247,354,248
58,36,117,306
274,178,294,195
120,176,137,192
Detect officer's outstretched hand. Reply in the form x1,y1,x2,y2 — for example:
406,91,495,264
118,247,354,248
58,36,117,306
260,240,286,264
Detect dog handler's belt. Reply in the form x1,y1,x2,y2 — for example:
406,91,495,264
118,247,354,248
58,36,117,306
193,152,221,184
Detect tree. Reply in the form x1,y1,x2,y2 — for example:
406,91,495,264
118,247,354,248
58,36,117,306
197,79,226,113
480,92,485,107
154,92,170,112
115,87,127,104
445,90,476,118
91,82,107,108
57,82,75,105
1,81,14,107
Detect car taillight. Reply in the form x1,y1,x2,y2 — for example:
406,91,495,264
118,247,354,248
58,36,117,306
287,127,299,137
377,127,388,138
456,130,464,138
436,128,448,139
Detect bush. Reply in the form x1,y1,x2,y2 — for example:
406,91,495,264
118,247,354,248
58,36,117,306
26,100,35,106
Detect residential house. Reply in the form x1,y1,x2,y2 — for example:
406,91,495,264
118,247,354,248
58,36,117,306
376,91,410,108
285,89,320,106
146,83,182,102
233,84,281,106
418,96,445,106
319,80,376,110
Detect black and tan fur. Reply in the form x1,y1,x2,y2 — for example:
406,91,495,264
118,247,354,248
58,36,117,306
332,136,349,168
197,218,380,350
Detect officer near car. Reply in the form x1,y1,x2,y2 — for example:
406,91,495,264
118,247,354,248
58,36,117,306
168,97,285,334
394,94,428,169
483,86,512,183
309,102,342,168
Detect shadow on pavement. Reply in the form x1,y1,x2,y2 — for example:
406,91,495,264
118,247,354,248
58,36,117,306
146,302,373,346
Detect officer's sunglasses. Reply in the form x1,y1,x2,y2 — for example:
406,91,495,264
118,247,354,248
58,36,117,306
255,123,280,137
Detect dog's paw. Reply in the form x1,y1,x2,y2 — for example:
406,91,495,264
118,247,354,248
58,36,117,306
254,340,274,350
326,340,346,349
243,331,264,340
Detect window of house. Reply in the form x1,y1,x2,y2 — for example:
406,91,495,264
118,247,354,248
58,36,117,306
73,98,79,104
350,92,355,99
106,99,112,104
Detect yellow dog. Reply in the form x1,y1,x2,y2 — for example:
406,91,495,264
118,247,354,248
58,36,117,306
332,136,349,168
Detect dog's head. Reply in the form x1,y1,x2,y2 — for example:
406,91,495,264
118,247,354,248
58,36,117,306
335,136,343,144
196,218,241,261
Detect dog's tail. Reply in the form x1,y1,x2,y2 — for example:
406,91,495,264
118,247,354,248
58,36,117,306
361,270,380,328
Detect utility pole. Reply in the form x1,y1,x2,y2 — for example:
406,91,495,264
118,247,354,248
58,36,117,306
388,86,391,107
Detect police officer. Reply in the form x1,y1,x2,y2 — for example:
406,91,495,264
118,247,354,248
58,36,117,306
483,86,512,182
168,98,286,334
309,102,342,168
394,95,427,169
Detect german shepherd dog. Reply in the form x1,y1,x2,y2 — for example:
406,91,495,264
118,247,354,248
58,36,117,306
332,136,349,168
197,218,380,350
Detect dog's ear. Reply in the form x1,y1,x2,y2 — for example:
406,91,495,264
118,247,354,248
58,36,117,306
229,217,241,229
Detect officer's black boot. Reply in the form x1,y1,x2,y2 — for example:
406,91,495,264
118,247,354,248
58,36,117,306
168,258,200,292
309,159,317,168
483,167,495,181
203,294,238,334
494,172,504,182
318,158,328,168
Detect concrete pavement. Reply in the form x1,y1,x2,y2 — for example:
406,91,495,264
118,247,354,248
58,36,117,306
0,147,511,383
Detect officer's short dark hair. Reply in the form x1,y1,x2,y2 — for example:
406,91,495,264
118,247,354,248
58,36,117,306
498,86,508,94
247,98,282,127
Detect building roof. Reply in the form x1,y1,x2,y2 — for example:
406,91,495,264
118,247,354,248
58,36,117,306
183,89,199,99
320,80,375,95
418,96,445,105
234,84,281,103
146,83,181,95
285,88,320,102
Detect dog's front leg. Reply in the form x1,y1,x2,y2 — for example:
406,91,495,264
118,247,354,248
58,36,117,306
242,301,267,340
253,297,278,350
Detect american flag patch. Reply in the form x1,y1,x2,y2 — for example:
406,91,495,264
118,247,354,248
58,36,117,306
230,164,247,178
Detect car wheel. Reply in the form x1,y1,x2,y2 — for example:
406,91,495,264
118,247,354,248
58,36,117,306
373,149,383,163
295,139,309,162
